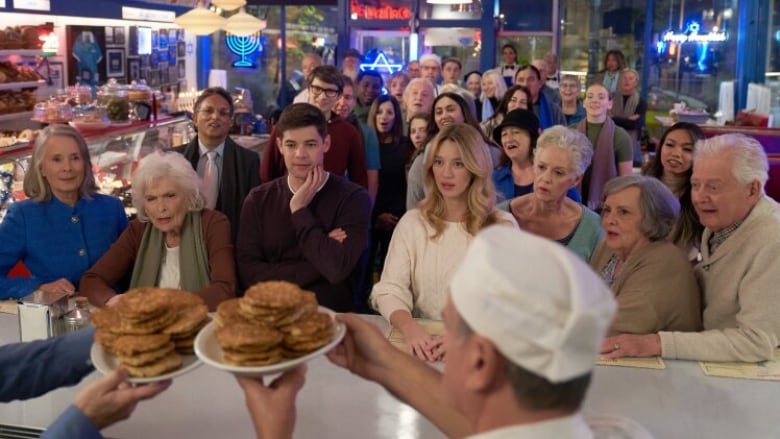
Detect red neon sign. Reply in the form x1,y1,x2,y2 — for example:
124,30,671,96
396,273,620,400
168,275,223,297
350,0,411,20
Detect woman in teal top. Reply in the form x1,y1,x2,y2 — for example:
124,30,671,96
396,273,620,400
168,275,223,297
0,124,127,299
499,125,603,262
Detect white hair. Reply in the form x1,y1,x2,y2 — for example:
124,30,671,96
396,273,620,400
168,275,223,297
535,125,594,177
132,150,206,222
480,69,507,102
694,133,768,188
419,53,442,66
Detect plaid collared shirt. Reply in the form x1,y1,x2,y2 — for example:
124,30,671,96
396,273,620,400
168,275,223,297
708,221,743,254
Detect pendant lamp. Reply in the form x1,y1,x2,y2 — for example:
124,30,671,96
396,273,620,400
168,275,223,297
211,0,247,12
175,1,226,36
223,7,267,36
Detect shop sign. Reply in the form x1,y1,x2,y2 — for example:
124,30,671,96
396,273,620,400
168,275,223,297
12,0,50,11
662,21,727,44
122,6,176,23
350,0,411,20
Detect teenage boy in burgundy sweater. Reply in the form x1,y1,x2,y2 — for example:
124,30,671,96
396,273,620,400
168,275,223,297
239,103,371,312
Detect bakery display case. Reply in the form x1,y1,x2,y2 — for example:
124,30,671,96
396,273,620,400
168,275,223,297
0,116,192,222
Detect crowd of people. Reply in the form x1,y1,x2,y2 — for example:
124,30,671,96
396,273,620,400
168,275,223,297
1,44,779,438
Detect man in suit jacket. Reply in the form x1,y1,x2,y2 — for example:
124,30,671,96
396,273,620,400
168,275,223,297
176,87,261,243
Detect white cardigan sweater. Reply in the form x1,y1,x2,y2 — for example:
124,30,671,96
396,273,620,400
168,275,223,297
370,208,516,321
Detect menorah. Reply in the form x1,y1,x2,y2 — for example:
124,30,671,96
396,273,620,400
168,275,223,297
226,33,261,68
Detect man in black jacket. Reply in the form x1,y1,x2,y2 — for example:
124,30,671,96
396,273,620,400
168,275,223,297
176,87,261,243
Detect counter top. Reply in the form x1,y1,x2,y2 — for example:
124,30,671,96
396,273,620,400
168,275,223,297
0,314,776,438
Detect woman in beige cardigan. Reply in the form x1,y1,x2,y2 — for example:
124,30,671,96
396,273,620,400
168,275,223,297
590,175,701,335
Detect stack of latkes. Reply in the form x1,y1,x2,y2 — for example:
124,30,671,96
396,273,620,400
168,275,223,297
214,281,335,366
92,288,210,377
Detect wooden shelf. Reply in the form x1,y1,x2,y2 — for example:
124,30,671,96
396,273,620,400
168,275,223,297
0,81,43,91
0,50,43,57
0,111,33,122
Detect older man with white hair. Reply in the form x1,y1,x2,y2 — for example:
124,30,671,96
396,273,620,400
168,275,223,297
604,133,780,362
419,53,442,93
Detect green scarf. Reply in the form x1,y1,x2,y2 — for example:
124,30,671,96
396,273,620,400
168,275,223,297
129,211,211,292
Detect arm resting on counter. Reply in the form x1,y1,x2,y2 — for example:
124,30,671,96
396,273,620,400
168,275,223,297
0,327,95,403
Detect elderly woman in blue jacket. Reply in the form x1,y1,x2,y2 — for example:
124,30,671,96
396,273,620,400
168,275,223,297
0,124,127,299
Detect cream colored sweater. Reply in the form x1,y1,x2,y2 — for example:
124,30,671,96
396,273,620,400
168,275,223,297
660,196,780,362
370,208,516,321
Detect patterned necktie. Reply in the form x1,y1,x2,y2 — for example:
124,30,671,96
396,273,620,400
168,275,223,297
203,150,219,209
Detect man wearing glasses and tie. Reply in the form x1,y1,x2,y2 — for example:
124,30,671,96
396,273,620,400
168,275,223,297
262,66,368,190
176,87,261,244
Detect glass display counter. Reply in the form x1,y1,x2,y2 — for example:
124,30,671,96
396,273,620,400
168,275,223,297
0,116,192,222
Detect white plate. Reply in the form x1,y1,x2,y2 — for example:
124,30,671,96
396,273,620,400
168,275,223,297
91,343,202,384
195,307,346,377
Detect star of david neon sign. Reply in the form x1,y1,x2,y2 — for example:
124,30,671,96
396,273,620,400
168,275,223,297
359,52,403,74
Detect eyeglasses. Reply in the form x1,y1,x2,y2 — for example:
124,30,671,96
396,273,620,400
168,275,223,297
310,85,340,98
198,108,232,118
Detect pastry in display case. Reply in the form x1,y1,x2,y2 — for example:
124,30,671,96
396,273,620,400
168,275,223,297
0,117,191,221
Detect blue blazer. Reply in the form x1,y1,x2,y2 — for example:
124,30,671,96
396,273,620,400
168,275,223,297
0,194,127,299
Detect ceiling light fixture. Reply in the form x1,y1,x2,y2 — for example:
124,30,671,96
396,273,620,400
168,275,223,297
223,7,267,36
175,1,226,36
211,0,246,12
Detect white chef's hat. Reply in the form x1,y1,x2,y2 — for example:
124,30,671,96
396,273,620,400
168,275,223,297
450,226,616,382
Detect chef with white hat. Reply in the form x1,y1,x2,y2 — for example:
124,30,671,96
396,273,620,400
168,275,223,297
239,225,617,439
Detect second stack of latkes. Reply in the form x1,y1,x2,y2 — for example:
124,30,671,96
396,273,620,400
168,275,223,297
215,281,335,366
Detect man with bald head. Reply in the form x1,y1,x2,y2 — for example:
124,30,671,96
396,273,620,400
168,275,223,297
293,53,323,104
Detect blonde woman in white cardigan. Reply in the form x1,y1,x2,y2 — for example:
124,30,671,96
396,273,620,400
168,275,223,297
370,124,517,362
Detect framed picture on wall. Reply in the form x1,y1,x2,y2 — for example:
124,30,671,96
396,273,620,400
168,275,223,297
151,30,159,49
168,29,177,43
149,69,160,87
161,68,169,85
114,27,125,45
159,30,168,50
140,67,150,80
106,48,125,77
66,25,107,88
168,65,177,83
177,60,185,79
168,45,176,65
128,58,140,82
177,28,184,41
48,61,65,89
177,41,185,58
105,26,114,44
